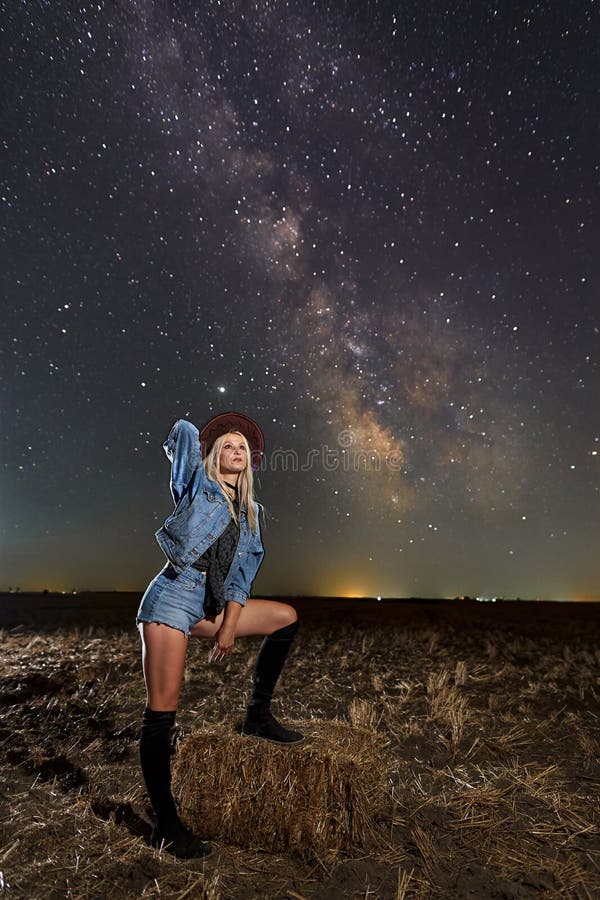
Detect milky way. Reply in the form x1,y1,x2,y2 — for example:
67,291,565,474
3,1,598,599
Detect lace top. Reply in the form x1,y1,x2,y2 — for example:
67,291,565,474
191,492,240,618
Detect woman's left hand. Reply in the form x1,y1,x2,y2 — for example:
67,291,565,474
209,623,235,663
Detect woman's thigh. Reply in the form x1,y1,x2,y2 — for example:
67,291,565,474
139,621,189,711
190,599,297,641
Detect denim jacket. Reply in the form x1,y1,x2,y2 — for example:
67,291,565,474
154,419,264,606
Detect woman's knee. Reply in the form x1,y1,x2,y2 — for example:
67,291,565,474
273,602,297,630
147,690,181,712
144,674,182,711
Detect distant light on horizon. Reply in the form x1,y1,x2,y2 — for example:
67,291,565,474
0,585,599,604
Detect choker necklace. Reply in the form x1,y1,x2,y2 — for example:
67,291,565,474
223,481,238,491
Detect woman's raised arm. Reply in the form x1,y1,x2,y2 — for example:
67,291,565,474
162,419,202,505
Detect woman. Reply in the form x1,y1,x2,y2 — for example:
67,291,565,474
136,412,303,859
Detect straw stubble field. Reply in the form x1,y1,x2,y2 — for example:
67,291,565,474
0,597,599,899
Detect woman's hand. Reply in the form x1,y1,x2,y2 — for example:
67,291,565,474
208,623,235,664
208,600,242,663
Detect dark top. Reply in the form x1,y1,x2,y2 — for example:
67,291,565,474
191,493,240,618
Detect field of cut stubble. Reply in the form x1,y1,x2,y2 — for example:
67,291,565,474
0,594,599,899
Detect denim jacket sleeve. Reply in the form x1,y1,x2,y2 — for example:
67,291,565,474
226,504,265,606
163,419,204,505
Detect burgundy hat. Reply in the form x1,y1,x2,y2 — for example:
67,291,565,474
200,411,265,471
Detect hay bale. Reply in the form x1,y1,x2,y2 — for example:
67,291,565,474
172,719,391,860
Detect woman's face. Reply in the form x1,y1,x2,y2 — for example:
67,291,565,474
219,432,248,476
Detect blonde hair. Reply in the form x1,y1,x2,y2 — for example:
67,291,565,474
203,431,262,533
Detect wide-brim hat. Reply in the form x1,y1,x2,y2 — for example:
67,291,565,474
200,411,265,471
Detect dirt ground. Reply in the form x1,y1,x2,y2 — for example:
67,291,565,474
0,595,599,898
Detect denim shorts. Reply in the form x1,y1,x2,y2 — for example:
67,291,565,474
136,563,208,636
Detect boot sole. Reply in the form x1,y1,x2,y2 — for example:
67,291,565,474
240,729,306,745
151,835,214,859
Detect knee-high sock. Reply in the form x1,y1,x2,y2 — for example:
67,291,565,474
139,707,178,825
247,621,298,715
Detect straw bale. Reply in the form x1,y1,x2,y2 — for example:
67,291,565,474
172,719,391,860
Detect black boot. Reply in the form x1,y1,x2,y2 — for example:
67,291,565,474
242,621,304,745
139,707,212,859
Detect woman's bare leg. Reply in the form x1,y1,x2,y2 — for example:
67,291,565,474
189,599,297,640
140,621,189,710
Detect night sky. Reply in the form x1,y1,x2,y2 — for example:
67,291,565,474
3,1,598,600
